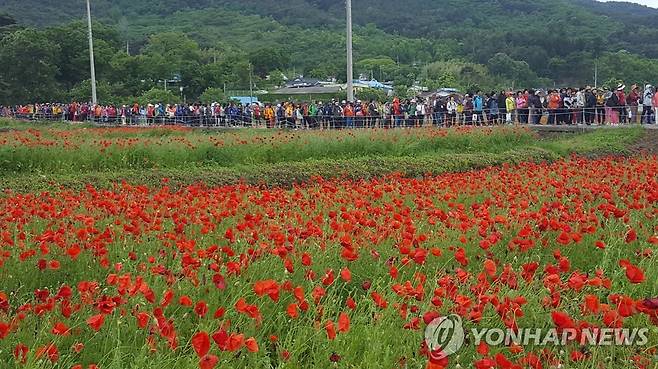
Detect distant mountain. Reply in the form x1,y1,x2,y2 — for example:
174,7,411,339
2,0,658,103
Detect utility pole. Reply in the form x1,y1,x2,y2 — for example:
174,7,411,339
346,0,354,102
249,63,254,104
594,60,598,88
86,0,98,105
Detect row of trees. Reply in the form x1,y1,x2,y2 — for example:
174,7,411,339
3,2,658,105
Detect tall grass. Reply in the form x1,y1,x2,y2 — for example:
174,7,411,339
0,127,540,175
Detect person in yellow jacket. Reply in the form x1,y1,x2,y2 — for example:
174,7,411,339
284,102,294,127
263,104,275,128
456,100,464,125
505,92,516,124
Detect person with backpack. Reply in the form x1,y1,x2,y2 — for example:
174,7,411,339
595,89,606,125
605,88,619,125
642,85,654,124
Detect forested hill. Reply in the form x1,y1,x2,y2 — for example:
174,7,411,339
1,0,658,104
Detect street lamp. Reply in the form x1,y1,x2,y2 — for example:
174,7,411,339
86,0,98,105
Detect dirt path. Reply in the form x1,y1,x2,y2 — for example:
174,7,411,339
628,128,658,155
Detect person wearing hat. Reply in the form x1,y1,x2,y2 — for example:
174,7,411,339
628,84,640,124
463,94,474,125
616,84,627,124
642,85,654,124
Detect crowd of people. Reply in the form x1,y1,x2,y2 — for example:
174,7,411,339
3,83,658,129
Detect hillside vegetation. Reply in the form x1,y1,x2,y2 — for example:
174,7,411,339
1,0,658,103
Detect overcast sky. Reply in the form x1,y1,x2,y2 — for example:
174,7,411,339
600,0,658,7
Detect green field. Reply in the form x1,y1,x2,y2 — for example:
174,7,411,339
0,119,644,192
0,120,656,369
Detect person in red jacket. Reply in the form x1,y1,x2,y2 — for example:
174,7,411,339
547,90,561,125
392,97,402,127
627,84,640,124
343,102,354,129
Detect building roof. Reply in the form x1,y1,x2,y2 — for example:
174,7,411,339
285,78,321,88
230,96,260,105
270,86,343,95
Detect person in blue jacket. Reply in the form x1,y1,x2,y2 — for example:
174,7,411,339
473,91,484,126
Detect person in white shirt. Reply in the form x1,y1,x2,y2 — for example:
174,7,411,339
446,97,457,127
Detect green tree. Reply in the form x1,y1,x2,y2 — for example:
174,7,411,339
356,88,387,102
199,87,226,104
142,32,201,81
137,88,179,106
69,79,116,103
0,29,61,104
248,47,290,78
487,53,539,87
267,70,286,88
356,57,397,80
45,21,120,89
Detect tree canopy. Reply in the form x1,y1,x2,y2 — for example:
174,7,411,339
2,0,658,104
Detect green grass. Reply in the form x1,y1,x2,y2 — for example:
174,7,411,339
0,124,540,174
0,121,655,369
0,156,655,369
0,147,560,192
0,119,646,193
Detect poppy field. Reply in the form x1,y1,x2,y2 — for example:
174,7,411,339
0,123,656,369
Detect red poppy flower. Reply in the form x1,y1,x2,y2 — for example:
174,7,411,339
192,331,210,358
51,322,70,336
338,312,350,333
86,314,105,332
245,337,259,353
325,320,336,340
199,354,218,369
